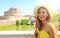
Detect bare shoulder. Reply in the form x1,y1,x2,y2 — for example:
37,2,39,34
47,23,55,31
47,23,58,38
47,23,57,33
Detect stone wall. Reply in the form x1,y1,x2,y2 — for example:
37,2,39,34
0,34,60,38
0,31,60,38
0,34,33,38
0,20,16,25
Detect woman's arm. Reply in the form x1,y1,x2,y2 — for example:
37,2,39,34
48,25,58,38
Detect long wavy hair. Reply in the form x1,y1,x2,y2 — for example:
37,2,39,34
34,6,51,38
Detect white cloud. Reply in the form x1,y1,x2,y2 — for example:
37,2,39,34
36,0,60,12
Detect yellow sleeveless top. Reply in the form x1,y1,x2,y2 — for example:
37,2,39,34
38,30,50,38
38,23,51,38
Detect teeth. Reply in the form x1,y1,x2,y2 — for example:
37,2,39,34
39,16,43,19
39,17,42,18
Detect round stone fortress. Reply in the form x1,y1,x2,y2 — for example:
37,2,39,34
0,7,23,25
1,7,23,20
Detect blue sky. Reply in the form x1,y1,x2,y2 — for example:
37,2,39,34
0,0,60,16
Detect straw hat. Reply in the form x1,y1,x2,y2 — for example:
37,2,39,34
34,5,51,17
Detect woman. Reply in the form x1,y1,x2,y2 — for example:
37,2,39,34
34,6,57,38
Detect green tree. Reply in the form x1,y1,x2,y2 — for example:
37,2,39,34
21,19,29,25
52,13,60,31
58,14,60,31
0,16,3,18
16,20,20,31
16,20,20,26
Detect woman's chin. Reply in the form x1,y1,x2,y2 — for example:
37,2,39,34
39,18,45,21
39,19,44,21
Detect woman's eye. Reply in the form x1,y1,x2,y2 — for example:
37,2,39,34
38,11,41,14
42,11,45,14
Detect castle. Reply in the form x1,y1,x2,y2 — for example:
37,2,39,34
0,7,23,25
0,7,23,20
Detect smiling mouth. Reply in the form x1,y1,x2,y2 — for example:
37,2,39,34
39,16,43,18
39,17,43,19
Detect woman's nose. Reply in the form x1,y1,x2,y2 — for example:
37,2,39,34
39,12,42,15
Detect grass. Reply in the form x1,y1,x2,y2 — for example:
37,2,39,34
0,24,34,31
0,24,16,31
20,25,34,31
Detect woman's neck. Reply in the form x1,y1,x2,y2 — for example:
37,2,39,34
41,20,47,26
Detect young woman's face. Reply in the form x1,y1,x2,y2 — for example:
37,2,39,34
37,8,48,21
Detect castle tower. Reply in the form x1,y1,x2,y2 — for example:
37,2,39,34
3,7,23,20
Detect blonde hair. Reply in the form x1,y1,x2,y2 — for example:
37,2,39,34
34,6,52,38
